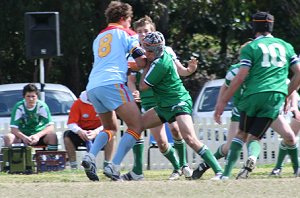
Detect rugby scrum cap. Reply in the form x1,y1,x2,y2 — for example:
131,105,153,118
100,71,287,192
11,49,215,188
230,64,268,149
252,11,274,33
142,31,165,58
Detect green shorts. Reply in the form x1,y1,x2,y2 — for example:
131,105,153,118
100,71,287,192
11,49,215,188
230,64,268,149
238,92,285,120
141,98,157,112
154,99,193,123
231,107,240,122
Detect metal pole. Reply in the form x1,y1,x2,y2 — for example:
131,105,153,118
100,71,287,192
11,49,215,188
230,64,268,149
39,58,45,102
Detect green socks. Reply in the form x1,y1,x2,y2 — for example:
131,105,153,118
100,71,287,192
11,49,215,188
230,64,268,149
163,144,180,171
223,138,244,177
286,143,299,173
214,144,226,160
47,144,58,151
132,139,144,175
247,140,261,159
198,145,223,174
275,141,288,169
174,139,187,167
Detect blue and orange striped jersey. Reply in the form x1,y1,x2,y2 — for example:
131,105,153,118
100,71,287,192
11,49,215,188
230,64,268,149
87,23,139,91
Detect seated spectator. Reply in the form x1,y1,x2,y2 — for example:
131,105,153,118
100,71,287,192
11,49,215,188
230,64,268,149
3,83,58,150
64,91,115,169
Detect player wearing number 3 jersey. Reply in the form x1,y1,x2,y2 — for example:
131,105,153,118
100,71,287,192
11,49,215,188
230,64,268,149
214,11,300,180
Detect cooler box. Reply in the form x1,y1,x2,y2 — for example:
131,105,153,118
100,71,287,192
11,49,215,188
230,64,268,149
35,150,66,172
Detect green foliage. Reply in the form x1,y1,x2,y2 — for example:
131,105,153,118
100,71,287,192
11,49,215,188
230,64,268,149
1,0,300,97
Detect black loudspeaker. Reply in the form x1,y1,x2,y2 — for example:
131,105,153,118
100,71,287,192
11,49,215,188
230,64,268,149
25,12,62,59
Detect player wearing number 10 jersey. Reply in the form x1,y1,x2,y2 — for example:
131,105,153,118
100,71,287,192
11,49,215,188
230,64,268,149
82,1,147,181
214,11,300,180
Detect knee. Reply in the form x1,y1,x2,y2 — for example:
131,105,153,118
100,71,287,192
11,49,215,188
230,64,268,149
283,134,296,146
3,134,14,146
182,135,194,146
45,133,58,144
157,141,169,152
170,129,182,140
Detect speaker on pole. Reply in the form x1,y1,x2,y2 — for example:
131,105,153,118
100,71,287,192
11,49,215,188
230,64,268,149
25,12,62,59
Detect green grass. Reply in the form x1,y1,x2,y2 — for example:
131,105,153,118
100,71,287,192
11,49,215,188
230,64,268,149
0,163,296,183
0,165,299,198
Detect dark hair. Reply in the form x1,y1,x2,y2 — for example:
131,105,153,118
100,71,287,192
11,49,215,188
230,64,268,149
252,12,274,33
23,83,39,97
133,15,156,31
105,1,133,24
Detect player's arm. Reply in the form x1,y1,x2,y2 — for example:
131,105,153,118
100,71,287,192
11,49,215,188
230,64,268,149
214,84,228,124
288,63,300,97
131,46,147,69
139,63,151,91
127,74,137,92
222,67,248,104
176,57,198,76
289,90,300,121
215,67,248,121
128,73,141,102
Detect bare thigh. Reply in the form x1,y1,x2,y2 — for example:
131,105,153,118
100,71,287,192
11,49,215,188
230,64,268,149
271,115,296,145
149,124,169,152
290,118,300,136
175,114,203,151
116,101,143,133
168,122,182,140
142,108,163,130
98,111,119,135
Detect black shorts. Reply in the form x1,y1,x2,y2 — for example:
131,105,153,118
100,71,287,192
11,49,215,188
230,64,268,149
239,111,273,139
63,130,88,148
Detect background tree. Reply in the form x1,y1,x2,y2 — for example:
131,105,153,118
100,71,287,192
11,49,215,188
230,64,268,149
1,0,300,99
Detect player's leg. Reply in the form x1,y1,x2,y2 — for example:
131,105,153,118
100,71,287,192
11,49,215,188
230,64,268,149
82,111,117,181
3,133,19,146
103,134,116,168
82,85,126,181
41,125,58,150
64,130,86,169
122,105,149,181
192,121,239,180
142,109,181,180
290,117,300,176
104,100,143,180
235,116,273,179
168,121,192,179
176,114,223,179
121,137,145,181
272,115,299,176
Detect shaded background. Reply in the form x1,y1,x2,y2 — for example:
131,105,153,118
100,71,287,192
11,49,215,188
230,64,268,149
1,0,300,100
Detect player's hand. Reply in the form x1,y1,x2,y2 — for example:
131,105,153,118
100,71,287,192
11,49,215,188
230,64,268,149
22,136,32,145
214,101,226,124
187,57,198,74
283,97,291,114
132,90,141,103
86,130,97,140
28,134,39,145
78,130,90,141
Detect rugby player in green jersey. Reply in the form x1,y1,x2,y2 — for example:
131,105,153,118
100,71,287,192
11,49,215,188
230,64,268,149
3,83,58,150
139,31,223,180
123,16,196,181
193,62,300,179
213,11,300,180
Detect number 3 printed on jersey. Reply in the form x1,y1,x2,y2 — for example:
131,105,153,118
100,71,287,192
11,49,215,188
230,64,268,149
258,43,287,67
98,34,112,57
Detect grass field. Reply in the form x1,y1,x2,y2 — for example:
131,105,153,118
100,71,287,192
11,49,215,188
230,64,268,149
0,164,299,198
